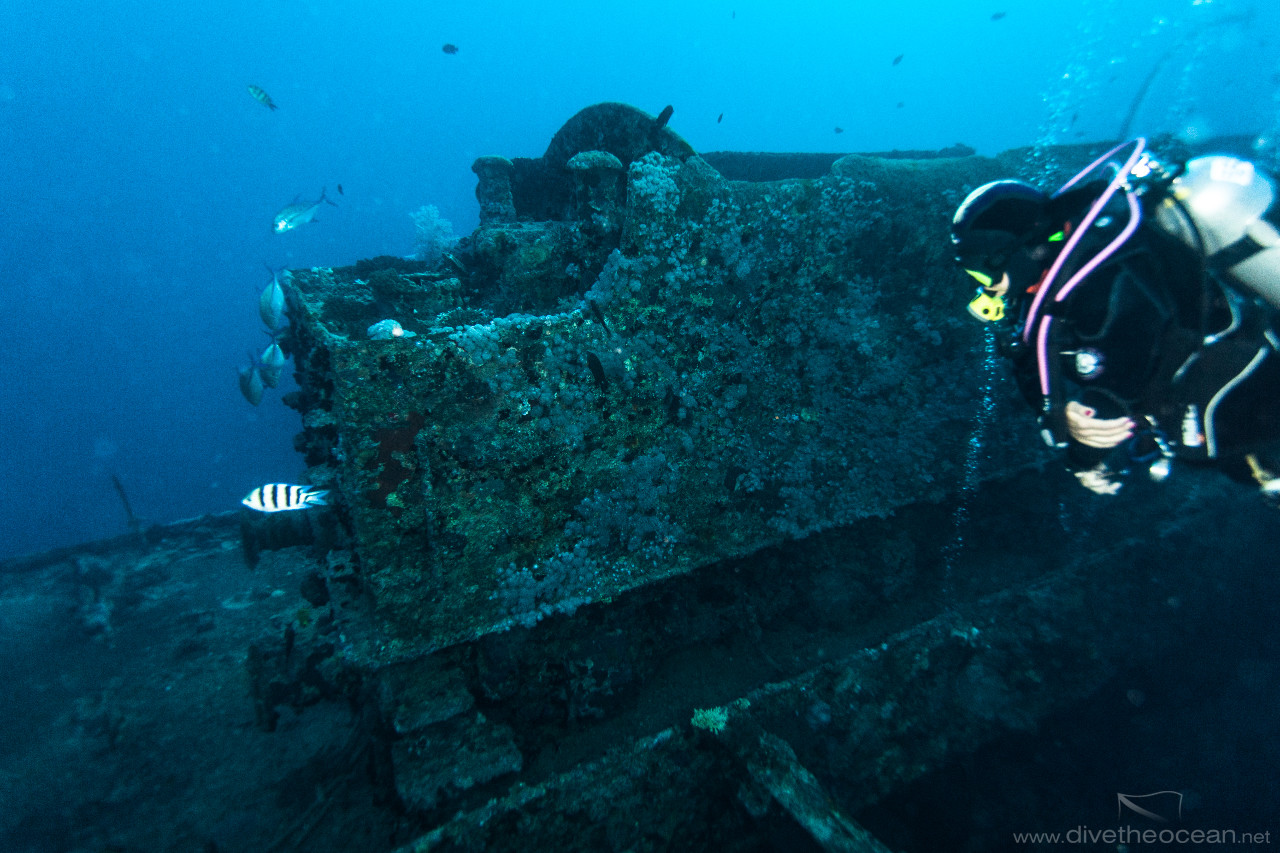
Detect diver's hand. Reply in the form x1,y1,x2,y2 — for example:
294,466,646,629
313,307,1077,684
1073,463,1123,496
1064,400,1134,449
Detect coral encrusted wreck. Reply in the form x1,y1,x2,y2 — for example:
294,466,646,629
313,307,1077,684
15,103,1265,852
284,102,1032,652
271,111,1268,847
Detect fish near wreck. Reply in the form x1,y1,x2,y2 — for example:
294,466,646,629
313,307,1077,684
272,188,337,234
242,483,328,512
259,265,286,330
259,338,287,388
238,362,264,406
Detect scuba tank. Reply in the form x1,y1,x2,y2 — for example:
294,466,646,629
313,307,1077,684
1152,155,1280,310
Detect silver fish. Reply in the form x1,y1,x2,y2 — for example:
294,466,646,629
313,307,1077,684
272,188,337,234
242,483,329,513
238,363,264,406
260,340,286,388
259,264,286,330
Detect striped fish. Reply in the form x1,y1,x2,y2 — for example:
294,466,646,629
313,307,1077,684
247,84,277,111
242,483,329,513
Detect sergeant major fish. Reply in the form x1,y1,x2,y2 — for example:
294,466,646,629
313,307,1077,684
272,188,337,234
242,483,328,513
247,84,277,111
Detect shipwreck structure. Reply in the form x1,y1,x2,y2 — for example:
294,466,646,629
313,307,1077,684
4,104,1276,851
271,103,1273,848
285,103,1035,653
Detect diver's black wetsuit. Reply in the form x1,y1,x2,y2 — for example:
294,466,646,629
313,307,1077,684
998,181,1280,477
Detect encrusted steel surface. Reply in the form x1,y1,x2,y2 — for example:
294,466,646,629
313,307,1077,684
285,103,1047,653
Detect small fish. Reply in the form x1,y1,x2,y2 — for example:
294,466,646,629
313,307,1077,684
272,187,338,234
586,299,611,336
834,127,844,134
991,11,1006,20
892,54,903,66
242,483,329,513
717,112,724,124
239,363,264,406
336,183,344,195
247,84,277,111
442,43,459,55
586,352,607,390
259,264,286,330
442,251,466,274
896,101,905,108
260,338,287,388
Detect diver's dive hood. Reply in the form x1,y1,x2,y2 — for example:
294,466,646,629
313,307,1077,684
952,180,1051,323
951,180,1049,276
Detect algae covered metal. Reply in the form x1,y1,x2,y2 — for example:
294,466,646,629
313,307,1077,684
286,103,1031,653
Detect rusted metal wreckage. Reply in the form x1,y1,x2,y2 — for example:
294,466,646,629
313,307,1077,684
4,104,1273,851
273,104,1271,849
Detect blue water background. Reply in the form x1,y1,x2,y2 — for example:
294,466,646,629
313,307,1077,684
1,0,1276,559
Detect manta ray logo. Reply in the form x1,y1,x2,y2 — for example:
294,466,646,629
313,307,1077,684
1117,791,1184,823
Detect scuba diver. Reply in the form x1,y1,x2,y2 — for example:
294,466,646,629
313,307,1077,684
950,139,1280,499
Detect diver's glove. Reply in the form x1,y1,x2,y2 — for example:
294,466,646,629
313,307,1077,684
1073,462,1123,496
1246,454,1280,508
1063,401,1135,449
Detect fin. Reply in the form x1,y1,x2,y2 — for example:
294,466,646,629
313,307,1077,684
305,490,329,505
